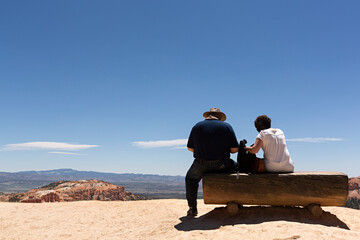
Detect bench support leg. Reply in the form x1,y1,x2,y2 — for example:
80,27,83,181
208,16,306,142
227,202,240,216
307,204,323,217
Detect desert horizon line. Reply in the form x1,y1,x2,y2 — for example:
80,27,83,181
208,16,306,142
0,168,186,177
1,167,357,178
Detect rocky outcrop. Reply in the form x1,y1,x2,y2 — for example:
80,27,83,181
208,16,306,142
21,190,60,203
0,192,25,202
348,177,360,199
0,180,144,203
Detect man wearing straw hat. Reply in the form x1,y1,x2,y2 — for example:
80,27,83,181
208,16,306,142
186,108,239,216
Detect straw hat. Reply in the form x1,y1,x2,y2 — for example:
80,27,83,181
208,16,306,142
203,108,226,121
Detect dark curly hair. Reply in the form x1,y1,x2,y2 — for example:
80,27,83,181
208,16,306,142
254,115,271,132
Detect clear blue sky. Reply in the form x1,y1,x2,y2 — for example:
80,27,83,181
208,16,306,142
0,0,359,177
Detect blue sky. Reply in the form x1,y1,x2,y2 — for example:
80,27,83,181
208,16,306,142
0,1,359,177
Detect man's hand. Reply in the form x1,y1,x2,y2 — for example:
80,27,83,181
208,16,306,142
230,147,239,153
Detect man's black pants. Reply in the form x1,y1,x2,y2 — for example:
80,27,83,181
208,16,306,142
185,158,235,209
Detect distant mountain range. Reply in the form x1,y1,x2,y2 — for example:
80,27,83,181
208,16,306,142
0,169,190,199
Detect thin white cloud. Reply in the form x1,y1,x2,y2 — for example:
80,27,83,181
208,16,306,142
2,142,99,151
132,139,187,148
173,146,188,149
287,137,344,143
49,152,82,155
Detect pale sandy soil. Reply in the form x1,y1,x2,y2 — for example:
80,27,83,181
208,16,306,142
0,199,359,240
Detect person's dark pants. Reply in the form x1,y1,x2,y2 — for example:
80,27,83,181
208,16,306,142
185,158,235,209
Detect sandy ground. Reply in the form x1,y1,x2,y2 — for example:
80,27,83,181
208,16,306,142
0,199,359,240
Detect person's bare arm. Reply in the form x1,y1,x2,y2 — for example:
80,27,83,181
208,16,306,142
230,147,239,153
187,147,194,152
245,138,263,154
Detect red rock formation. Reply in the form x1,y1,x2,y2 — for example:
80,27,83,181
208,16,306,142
348,177,360,199
21,191,60,203
1,180,139,203
54,180,137,201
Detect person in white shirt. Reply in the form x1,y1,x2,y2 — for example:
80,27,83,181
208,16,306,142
245,115,294,173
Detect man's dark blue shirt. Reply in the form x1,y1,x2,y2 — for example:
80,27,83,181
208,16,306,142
187,119,239,160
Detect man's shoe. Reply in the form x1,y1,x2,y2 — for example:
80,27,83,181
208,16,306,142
187,207,198,216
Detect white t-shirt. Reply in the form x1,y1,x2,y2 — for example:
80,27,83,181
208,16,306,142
256,128,294,172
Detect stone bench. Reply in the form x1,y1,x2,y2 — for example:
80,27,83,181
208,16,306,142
202,172,349,216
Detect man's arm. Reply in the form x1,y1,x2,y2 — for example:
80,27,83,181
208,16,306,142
227,124,239,154
187,148,194,153
245,138,262,154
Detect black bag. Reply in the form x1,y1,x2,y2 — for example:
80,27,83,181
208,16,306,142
236,139,258,173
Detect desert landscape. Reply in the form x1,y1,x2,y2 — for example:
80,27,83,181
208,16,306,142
0,170,359,239
0,199,360,240
2,1,359,239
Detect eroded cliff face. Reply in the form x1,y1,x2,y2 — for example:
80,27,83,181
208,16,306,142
348,177,360,199
7,180,137,203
